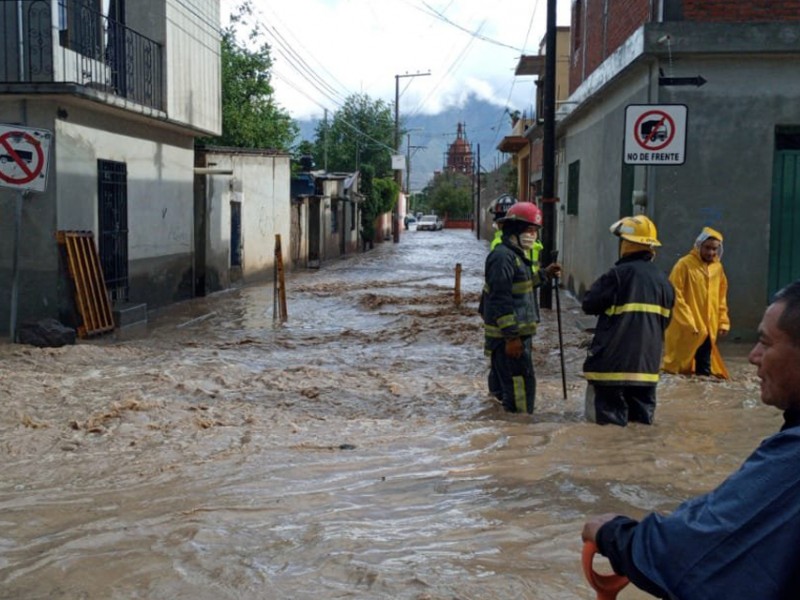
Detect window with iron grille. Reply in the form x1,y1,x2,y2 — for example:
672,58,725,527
567,160,580,215
97,159,129,303
230,201,242,267
331,200,339,233
58,0,103,60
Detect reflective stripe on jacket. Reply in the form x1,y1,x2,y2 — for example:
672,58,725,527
483,240,544,352
582,252,675,386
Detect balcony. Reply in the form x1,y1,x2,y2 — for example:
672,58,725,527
0,0,163,111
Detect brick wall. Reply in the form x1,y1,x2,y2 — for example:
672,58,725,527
684,0,800,21
570,0,650,93
569,0,800,93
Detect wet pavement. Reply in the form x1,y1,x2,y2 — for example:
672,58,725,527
0,228,775,599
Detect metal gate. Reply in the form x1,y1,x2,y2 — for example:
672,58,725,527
230,200,242,267
97,159,129,303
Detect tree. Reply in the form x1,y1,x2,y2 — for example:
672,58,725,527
357,164,398,244
312,93,399,244
425,171,473,217
201,1,297,150
312,93,395,177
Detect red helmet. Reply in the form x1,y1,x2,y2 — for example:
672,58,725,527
498,202,543,228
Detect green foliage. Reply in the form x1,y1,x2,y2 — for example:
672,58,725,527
200,1,297,151
357,165,398,241
425,171,473,217
312,93,395,177
507,163,518,197
372,177,399,215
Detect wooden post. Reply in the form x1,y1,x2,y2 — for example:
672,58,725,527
274,234,288,322
454,263,462,306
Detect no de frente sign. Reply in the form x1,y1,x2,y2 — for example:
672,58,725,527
0,124,52,192
623,104,687,166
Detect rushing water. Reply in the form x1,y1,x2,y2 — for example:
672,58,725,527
0,229,773,599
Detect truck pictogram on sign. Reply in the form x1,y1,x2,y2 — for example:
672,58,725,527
0,125,52,192
623,105,687,166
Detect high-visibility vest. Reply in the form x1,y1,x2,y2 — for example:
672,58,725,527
491,231,542,273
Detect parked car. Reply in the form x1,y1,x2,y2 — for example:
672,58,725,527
417,215,443,231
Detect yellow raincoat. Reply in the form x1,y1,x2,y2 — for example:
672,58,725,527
662,227,730,378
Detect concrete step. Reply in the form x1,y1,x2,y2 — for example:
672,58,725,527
113,302,147,329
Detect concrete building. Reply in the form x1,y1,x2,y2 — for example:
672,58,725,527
556,0,800,336
194,147,291,295
0,0,221,337
290,169,362,268
498,27,571,204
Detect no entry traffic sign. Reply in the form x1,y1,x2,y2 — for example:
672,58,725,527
624,105,687,165
0,124,52,192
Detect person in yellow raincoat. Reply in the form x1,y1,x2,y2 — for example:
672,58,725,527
662,227,730,378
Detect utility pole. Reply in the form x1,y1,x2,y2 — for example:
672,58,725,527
406,132,425,196
394,71,430,243
476,144,481,240
540,0,557,309
323,109,328,172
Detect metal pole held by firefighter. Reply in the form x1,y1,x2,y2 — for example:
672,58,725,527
552,250,567,400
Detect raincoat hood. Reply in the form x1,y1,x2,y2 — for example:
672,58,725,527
694,227,724,260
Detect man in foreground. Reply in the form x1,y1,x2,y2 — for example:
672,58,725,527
582,279,800,599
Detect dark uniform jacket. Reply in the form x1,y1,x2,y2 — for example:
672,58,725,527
482,240,546,353
582,252,674,386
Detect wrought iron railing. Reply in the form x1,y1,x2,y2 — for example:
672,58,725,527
0,0,163,111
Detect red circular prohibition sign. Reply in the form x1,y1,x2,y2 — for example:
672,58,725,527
633,110,676,152
0,131,45,185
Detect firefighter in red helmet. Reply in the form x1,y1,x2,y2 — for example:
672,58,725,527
481,202,560,414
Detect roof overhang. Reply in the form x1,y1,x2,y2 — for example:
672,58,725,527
515,54,545,76
497,135,529,153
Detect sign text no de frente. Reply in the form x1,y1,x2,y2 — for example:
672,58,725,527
624,104,687,166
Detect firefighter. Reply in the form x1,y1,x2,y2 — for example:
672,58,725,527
662,226,730,378
489,195,544,272
482,202,560,414
582,215,675,426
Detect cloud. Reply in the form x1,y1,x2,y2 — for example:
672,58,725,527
221,0,572,121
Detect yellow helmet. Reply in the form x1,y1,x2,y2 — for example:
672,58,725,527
609,215,661,247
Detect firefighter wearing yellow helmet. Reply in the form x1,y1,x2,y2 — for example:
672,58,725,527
581,215,675,426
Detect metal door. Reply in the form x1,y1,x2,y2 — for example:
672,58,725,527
769,149,800,299
97,159,128,303
230,200,242,267
308,197,320,268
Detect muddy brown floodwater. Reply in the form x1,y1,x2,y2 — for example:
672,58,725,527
0,229,774,600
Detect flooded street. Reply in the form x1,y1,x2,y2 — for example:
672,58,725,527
0,229,776,600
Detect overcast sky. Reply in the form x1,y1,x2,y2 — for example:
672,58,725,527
220,0,573,122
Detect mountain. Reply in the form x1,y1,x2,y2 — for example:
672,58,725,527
294,95,520,191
